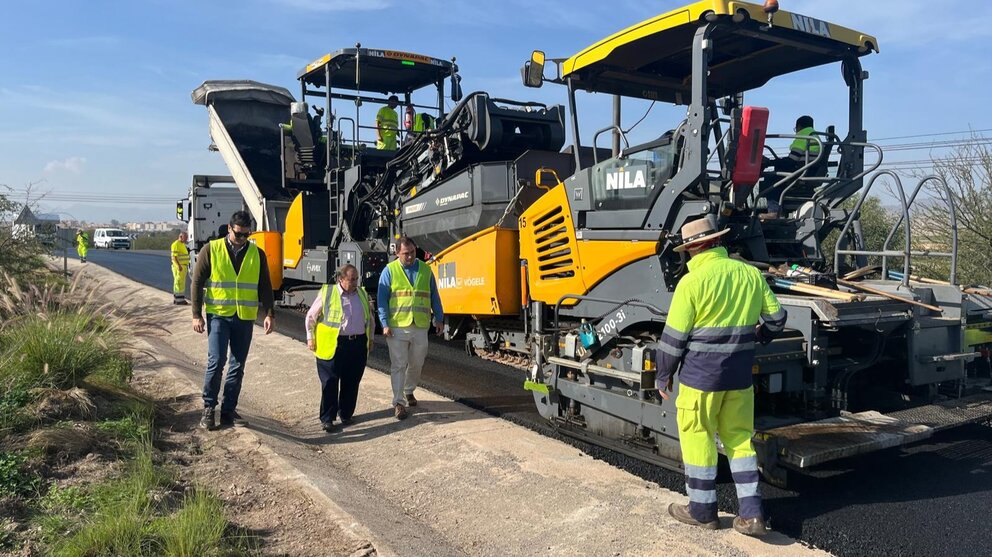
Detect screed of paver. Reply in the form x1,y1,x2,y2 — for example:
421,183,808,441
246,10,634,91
71,260,831,557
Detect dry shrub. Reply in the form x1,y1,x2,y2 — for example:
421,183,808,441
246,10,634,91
30,388,96,422
26,427,96,462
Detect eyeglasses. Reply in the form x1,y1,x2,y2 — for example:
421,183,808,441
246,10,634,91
232,230,251,239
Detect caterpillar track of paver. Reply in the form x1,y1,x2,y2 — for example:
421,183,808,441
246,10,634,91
194,3,992,484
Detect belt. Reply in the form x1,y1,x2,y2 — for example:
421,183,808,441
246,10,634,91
339,334,367,341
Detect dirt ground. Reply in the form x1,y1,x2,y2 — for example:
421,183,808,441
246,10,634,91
134,370,376,557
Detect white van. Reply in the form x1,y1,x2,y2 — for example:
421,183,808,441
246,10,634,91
93,228,132,250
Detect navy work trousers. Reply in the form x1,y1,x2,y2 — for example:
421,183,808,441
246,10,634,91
315,335,368,424
202,314,254,413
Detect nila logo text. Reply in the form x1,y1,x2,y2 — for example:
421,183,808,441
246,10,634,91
605,167,647,191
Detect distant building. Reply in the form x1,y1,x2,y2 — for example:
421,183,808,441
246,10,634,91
12,206,58,245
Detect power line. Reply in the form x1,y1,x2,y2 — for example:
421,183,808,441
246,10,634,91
871,128,992,142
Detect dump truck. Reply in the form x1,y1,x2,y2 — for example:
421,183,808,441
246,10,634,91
194,4,992,485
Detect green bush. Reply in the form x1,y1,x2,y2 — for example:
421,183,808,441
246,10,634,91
154,490,228,557
0,312,123,391
133,230,182,251
95,413,152,445
0,451,39,497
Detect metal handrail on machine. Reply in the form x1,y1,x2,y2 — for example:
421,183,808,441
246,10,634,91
880,175,959,285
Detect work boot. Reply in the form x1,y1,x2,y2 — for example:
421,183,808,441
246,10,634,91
733,516,768,537
394,404,408,420
321,421,336,433
668,503,719,530
406,393,418,407
340,417,354,426
199,408,215,430
219,410,248,427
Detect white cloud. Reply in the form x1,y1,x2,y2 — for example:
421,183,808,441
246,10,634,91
268,0,390,11
43,156,87,175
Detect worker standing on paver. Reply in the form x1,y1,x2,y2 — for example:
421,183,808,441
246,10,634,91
171,231,190,305
655,215,787,537
75,229,88,263
375,95,400,150
190,211,275,430
306,263,374,432
377,236,444,420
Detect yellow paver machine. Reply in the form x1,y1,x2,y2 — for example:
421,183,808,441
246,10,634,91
414,1,992,484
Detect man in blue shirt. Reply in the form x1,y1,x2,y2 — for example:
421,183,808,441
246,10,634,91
377,236,444,419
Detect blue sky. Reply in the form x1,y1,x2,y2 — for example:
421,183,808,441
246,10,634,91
2,0,990,223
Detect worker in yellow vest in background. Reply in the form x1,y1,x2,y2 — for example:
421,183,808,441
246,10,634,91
305,264,374,432
75,230,89,263
190,211,275,431
171,231,190,305
376,95,400,150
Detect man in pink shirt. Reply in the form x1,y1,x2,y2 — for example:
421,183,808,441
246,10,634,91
305,264,374,432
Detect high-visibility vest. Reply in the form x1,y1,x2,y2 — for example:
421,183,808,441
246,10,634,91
171,239,190,267
203,238,261,320
790,126,821,157
412,113,434,133
76,233,87,248
386,259,432,329
314,284,373,360
376,107,398,149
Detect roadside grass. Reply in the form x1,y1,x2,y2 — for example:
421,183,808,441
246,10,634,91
0,271,256,555
50,436,258,557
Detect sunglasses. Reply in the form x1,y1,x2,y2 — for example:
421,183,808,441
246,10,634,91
232,230,251,239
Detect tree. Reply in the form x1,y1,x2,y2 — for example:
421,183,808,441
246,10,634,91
0,185,46,280
823,195,902,272
910,132,992,286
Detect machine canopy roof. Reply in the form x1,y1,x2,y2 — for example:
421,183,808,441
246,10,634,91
560,0,879,103
298,48,455,95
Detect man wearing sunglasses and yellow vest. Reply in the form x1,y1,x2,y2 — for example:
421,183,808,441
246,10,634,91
190,211,275,430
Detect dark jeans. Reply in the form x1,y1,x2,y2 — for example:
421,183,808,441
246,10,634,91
315,336,368,424
202,314,254,413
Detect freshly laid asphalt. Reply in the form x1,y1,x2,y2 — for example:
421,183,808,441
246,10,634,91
75,249,992,557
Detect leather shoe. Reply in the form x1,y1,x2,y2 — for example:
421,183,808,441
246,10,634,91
406,393,418,407
668,503,719,530
394,404,409,420
733,516,768,537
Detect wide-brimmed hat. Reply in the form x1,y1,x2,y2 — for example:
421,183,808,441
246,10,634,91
673,215,730,253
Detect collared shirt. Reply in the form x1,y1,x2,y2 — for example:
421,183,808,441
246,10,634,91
376,259,444,329
305,285,367,340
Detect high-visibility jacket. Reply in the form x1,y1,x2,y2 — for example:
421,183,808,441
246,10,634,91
314,284,373,360
386,259,432,329
657,247,786,392
412,113,434,133
376,107,398,150
203,238,261,320
171,239,190,268
789,126,820,161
